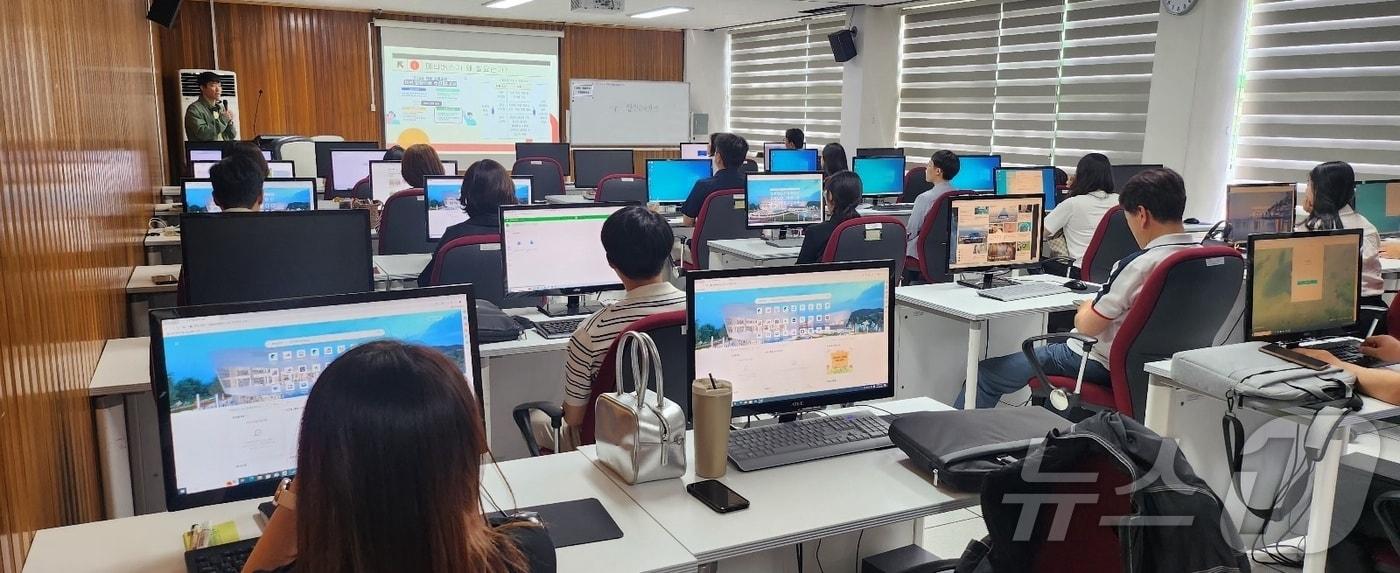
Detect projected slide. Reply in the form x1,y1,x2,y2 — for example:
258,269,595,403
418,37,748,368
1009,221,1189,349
382,46,560,153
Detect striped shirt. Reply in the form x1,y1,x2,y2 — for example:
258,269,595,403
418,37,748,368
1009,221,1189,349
563,282,687,407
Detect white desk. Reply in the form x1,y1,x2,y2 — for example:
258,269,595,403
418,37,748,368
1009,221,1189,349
579,397,974,571
856,206,913,226
23,452,698,573
707,238,800,270
894,275,1093,408
546,194,594,205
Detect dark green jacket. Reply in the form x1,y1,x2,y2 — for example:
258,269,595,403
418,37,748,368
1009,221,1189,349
184,99,237,142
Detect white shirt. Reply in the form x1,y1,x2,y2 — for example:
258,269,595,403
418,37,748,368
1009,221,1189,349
1044,190,1117,267
905,182,957,259
563,282,687,407
1296,206,1383,297
1069,232,1200,366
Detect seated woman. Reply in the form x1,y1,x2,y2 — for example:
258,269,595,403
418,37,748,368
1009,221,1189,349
241,341,555,573
1043,153,1117,277
798,170,863,264
418,159,517,286
1298,161,1385,308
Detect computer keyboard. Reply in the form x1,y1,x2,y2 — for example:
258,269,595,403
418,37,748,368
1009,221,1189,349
868,203,913,211
977,282,1070,302
765,238,805,249
1308,339,1382,368
728,412,892,471
185,537,258,573
534,317,586,339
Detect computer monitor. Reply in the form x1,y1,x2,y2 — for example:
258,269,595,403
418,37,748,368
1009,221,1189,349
500,203,628,316
369,160,458,202
181,211,373,306
767,149,820,173
515,142,571,176
855,147,905,158
946,194,1045,282
186,142,237,164
646,159,713,204
314,141,378,181
746,172,824,229
513,175,533,205
149,285,483,510
1110,164,1163,190
1227,183,1297,243
949,155,1002,191
329,149,389,192
994,167,1057,210
181,178,317,214
573,149,635,188
680,143,709,160
191,160,218,179
1245,229,1362,342
852,156,906,197
687,260,896,417
1353,180,1400,238
268,160,296,178
424,175,467,241
762,142,785,162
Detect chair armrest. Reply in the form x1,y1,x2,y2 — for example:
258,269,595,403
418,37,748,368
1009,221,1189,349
914,559,963,572
1021,333,1098,394
512,401,564,457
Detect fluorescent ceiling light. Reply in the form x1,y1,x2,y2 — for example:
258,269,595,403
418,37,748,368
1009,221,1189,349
484,0,535,8
631,6,692,19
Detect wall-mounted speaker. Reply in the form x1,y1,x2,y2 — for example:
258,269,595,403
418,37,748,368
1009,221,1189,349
147,0,183,28
829,27,858,63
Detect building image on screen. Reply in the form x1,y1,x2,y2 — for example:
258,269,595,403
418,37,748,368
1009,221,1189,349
647,159,713,204
501,205,625,293
692,267,890,406
381,45,559,151
949,196,1041,269
1227,184,1296,240
513,176,533,205
1249,233,1359,338
747,174,823,227
425,176,467,240
1353,181,1400,237
260,180,316,212
158,294,476,496
949,155,1002,190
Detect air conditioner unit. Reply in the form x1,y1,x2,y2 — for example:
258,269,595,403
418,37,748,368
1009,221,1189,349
572,0,624,13
178,69,240,142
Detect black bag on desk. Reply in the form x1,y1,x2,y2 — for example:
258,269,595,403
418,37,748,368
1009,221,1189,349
889,408,1072,492
475,300,524,343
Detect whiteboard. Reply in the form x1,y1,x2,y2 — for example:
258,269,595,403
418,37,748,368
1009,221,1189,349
568,79,690,146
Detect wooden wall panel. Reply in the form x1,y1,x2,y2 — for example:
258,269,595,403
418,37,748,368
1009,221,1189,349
157,2,686,182
0,0,161,570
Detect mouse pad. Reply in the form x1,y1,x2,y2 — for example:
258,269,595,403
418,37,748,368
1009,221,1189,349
493,498,624,548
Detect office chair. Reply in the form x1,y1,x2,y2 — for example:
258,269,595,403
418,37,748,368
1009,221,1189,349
512,157,565,200
820,215,907,278
900,167,933,203
308,135,345,142
1023,246,1244,419
1078,206,1136,284
377,189,434,255
908,190,974,284
428,234,535,309
685,188,762,271
595,174,647,204
267,136,308,161
512,311,689,456
278,139,317,179
742,159,759,173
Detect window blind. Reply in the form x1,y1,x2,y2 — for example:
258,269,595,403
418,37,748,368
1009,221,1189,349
1234,0,1400,183
728,15,847,147
898,0,1159,168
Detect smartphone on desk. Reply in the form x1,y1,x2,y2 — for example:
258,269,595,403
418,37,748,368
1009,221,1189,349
687,480,749,514
1260,343,1330,371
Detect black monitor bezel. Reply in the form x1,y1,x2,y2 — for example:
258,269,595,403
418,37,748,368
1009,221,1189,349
327,148,389,192
855,147,905,158
515,142,572,176
685,259,898,418
950,154,1003,191
1244,229,1363,343
992,166,1057,208
645,158,713,205
945,192,1045,274
149,284,483,511
744,171,827,230
180,177,318,213
1225,182,1299,245
423,174,468,242
314,141,379,185
185,141,238,165
498,202,630,296
766,149,821,174
572,148,636,189
853,155,907,197
1109,163,1164,189
1353,179,1400,238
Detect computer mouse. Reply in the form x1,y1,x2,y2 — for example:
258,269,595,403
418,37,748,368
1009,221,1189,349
1063,280,1092,292
1184,217,1201,225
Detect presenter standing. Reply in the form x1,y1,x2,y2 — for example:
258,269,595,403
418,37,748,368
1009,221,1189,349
184,71,237,142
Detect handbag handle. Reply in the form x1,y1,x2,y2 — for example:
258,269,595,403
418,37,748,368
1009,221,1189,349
614,331,665,411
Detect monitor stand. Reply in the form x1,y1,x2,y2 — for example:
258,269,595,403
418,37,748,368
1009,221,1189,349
539,295,604,318
764,228,804,249
956,270,1018,290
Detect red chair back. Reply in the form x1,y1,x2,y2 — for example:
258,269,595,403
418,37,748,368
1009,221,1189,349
511,157,565,200
377,188,434,255
579,310,689,445
913,190,975,282
1079,205,1136,283
687,188,761,270
595,174,647,204
821,216,907,277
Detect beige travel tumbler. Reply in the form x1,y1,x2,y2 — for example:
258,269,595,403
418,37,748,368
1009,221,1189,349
692,376,733,479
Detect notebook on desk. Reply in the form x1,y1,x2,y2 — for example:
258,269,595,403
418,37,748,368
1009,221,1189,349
489,497,623,548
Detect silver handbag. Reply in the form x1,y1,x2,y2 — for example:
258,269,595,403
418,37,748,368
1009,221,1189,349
594,331,687,484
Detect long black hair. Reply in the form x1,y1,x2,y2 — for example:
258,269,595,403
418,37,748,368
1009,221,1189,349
1302,161,1356,231
1069,153,1114,197
821,143,848,178
460,159,517,218
825,171,862,221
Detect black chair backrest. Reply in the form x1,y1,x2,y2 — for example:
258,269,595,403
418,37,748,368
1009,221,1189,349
512,158,565,199
916,190,974,283
616,321,692,421
432,235,536,309
597,174,647,204
1082,206,1137,284
824,216,907,278
691,188,762,269
900,167,933,203
741,159,759,173
378,189,434,255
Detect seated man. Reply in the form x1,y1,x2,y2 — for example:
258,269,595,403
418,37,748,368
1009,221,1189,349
959,168,1197,409
208,154,265,212
679,133,748,226
1298,336,1400,404
903,150,960,278
548,206,687,447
